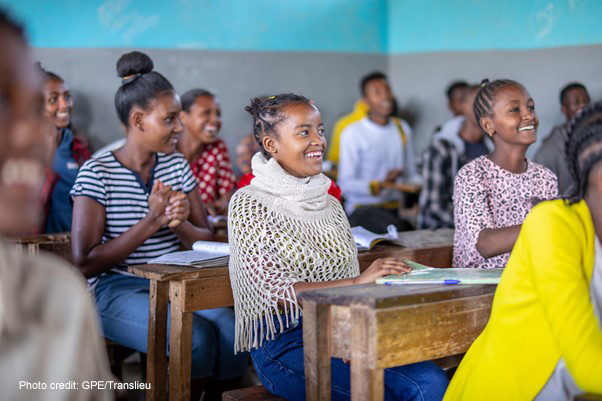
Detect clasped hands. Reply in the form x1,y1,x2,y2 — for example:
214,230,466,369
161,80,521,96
148,180,189,229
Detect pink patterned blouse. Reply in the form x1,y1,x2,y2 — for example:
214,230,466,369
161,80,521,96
189,139,236,205
453,156,558,269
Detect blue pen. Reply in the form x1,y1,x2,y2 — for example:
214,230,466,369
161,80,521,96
384,279,461,285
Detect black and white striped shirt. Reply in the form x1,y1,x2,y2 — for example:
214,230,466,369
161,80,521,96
70,151,197,284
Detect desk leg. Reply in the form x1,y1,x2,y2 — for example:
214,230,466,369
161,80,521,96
169,282,192,401
303,301,331,401
148,280,168,401
351,306,383,401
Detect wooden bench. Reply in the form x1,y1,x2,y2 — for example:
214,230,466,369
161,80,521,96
222,385,286,401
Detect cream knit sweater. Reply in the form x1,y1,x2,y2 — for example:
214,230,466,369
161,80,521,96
228,153,359,352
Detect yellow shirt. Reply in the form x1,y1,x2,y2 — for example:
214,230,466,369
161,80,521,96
327,100,368,163
444,199,602,400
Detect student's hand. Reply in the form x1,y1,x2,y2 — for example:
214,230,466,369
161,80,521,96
166,191,190,229
384,168,403,183
147,180,173,227
214,197,230,216
205,203,218,217
354,258,411,285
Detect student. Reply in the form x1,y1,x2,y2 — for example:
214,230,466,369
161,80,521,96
453,79,558,269
234,132,259,179
338,72,420,233
444,100,602,401
228,93,448,401
37,64,92,233
446,81,469,117
431,81,469,136
177,89,236,216
0,10,112,401
419,84,492,229
70,51,247,399
326,98,368,164
535,82,591,196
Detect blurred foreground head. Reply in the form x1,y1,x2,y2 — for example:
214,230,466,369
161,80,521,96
0,11,48,236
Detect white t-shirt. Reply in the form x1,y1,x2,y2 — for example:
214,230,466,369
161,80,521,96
338,117,420,214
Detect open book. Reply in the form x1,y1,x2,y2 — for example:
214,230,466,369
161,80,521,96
146,241,230,268
376,260,503,285
351,225,403,251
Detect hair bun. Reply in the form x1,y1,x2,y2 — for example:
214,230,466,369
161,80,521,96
116,51,154,79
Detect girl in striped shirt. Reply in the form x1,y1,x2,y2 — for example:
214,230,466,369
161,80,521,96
70,51,247,399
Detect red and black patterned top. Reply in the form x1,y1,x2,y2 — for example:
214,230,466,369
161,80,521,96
189,139,236,205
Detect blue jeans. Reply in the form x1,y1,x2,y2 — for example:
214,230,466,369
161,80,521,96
94,273,248,379
250,317,448,401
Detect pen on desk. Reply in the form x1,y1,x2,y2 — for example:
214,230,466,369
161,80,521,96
384,279,461,285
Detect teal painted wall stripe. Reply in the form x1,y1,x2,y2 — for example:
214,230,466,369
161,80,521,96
388,0,602,53
2,0,601,53
1,0,388,53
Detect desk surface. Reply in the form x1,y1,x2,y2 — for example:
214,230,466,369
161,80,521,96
299,282,496,309
129,228,455,281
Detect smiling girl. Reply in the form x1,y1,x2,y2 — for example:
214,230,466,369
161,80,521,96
70,51,247,396
177,89,236,216
453,79,558,269
37,64,92,233
444,100,602,401
228,94,448,400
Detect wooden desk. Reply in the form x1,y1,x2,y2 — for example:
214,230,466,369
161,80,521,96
128,228,454,401
14,232,72,263
299,283,495,401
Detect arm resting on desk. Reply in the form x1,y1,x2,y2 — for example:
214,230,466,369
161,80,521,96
476,225,521,259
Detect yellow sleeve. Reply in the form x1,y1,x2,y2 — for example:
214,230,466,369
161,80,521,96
521,202,602,392
327,119,344,163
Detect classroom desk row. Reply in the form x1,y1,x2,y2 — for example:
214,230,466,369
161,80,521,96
16,230,602,401
129,228,456,401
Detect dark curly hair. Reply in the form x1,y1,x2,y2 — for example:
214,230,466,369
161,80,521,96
564,100,602,204
245,93,312,159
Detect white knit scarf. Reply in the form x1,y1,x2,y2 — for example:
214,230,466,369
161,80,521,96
228,153,359,352
250,152,332,218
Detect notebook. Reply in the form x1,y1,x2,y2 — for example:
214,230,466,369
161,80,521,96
146,241,229,268
351,225,403,251
376,260,503,285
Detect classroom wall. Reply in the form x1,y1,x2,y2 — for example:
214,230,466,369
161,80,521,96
388,0,602,53
6,0,602,159
8,0,388,52
32,48,387,153
388,44,602,157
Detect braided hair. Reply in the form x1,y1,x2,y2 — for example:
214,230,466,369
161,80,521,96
564,100,602,204
473,79,523,133
245,93,312,159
